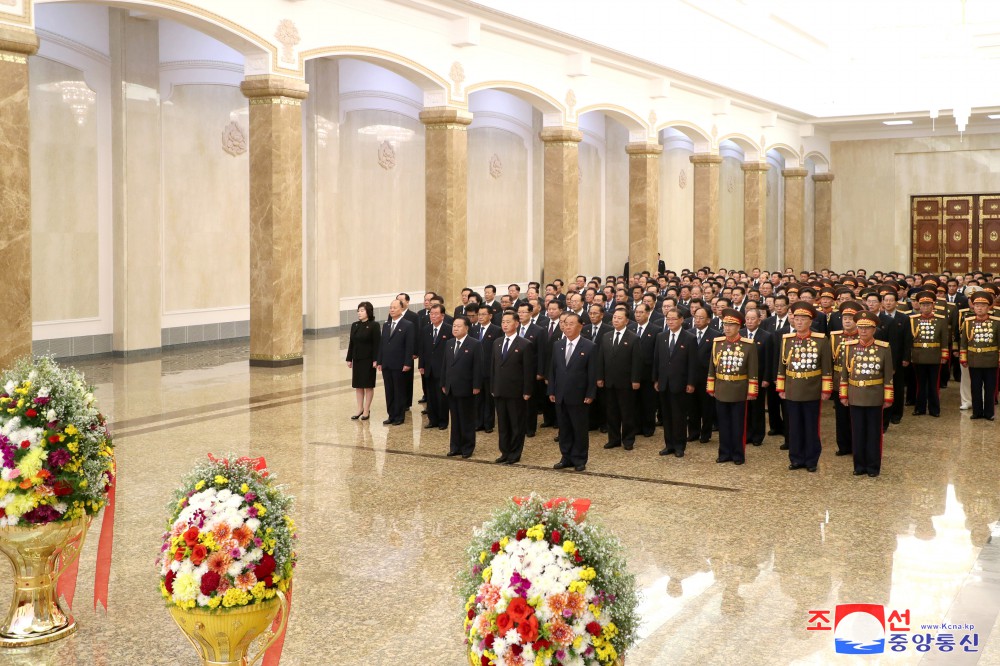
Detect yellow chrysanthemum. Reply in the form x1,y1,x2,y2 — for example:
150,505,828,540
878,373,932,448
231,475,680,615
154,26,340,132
525,523,545,541
580,567,596,581
562,540,576,554
240,483,249,493
194,480,206,491
64,424,79,436
214,475,228,485
568,580,587,594
481,566,492,582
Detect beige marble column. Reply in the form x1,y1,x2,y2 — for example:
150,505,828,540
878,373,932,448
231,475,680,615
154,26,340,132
540,127,582,284
626,141,662,274
419,107,472,308
741,161,769,271
812,172,834,270
782,168,809,272
241,74,309,367
0,25,37,371
110,11,162,355
689,153,722,269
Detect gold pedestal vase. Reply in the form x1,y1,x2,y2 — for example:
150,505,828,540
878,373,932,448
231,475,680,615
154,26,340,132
0,517,91,647
168,591,288,666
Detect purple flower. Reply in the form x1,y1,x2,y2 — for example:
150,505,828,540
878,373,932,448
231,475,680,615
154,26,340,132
48,448,72,468
244,492,256,502
563,609,573,618
247,506,258,518
23,505,62,524
33,397,50,405
253,537,263,547
230,548,241,558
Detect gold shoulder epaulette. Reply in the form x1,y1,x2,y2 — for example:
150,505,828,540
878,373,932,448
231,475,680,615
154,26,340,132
844,339,859,345
875,339,889,347
934,313,945,319
783,332,797,338
741,337,753,344
991,316,1000,322
959,308,969,315
909,313,920,318
713,335,727,342
811,332,826,338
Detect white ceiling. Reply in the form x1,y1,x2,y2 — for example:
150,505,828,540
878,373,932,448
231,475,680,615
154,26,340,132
471,0,1000,123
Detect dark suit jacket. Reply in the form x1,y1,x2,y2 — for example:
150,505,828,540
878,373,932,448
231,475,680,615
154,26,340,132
470,323,502,376
583,322,613,348
596,328,642,388
520,322,547,377
441,337,483,397
491,336,535,398
761,315,792,337
877,310,913,368
547,336,598,404
742,327,774,384
418,321,453,378
691,326,722,384
652,328,697,393
634,321,662,382
377,318,415,370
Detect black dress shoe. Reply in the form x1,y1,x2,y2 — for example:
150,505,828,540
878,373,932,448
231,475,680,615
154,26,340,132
526,431,536,438
438,425,448,430
599,426,608,433
835,451,851,457
890,418,901,425
912,410,925,416
716,457,731,463
553,436,559,442
420,409,428,415
788,463,804,470
988,416,996,421
351,413,362,420
623,444,634,451
867,472,879,477
574,464,586,472
970,415,983,420
461,453,473,459
751,441,763,446
392,420,405,426
382,418,394,425
733,460,744,465
485,428,494,434
553,461,571,470
853,470,866,476
687,434,699,442
505,458,520,464
418,398,427,404
603,441,621,449
767,429,781,436
699,437,711,443
642,431,655,438
659,448,674,456
806,466,818,473
494,456,508,463
675,450,684,458
476,426,485,432
425,423,439,429
779,443,790,450
930,413,940,418
446,451,460,457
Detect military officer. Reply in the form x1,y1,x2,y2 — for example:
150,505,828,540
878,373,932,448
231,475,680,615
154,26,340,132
959,292,1000,421
839,312,894,477
830,301,863,457
707,308,759,465
909,291,950,417
776,301,833,473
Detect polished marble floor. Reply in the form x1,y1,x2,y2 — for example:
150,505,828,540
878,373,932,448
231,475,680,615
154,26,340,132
2,335,999,665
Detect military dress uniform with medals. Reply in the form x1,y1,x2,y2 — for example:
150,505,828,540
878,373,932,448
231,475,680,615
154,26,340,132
909,291,950,417
960,292,1000,420
707,309,759,465
829,301,863,457
839,312,894,477
776,302,833,472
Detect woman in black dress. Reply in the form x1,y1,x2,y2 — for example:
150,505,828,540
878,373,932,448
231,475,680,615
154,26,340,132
347,301,381,420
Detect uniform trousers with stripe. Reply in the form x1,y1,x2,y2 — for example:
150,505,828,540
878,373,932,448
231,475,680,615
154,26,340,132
833,396,852,454
970,366,998,419
850,405,883,475
786,399,822,468
715,400,748,464
913,363,941,415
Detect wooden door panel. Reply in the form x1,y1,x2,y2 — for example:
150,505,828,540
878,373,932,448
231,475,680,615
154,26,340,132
911,196,941,273
978,195,1000,272
942,195,973,273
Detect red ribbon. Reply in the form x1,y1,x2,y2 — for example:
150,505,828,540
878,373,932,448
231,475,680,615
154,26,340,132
512,497,591,523
263,581,292,666
207,453,269,476
57,470,116,612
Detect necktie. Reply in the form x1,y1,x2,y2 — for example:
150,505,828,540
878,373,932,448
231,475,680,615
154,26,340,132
778,318,785,331
697,330,702,345
390,320,397,336
455,339,462,353
749,330,754,341
614,331,621,347
637,325,643,338
520,326,526,337
565,340,574,362
669,332,676,355
433,326,438,339
502,338,510,357
479,327,485,341
549,321,556,335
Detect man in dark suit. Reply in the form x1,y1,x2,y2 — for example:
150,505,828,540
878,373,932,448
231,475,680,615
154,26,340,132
539,300,564,430
394,293,420,410
547,313,598,472
417,303,452,430
741,307,773,445
633,303,662,437
417,291,435,405
585,304,613,431
597,308,642,451
481,285,503,318
377,299,415,425
760,294,791,445
516,302,547,437
688,306,721,443
653,307,697,457
944,278,967,383
440,316,483,458
657,253,666,275
470,304,502,433
453,287,473,318
877,288,912,430
491,310,535,464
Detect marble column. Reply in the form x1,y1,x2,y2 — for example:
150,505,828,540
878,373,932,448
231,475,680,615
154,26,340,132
689,154,722,269
782,168,809,272
0,25,38,371
626,141,662,274
241,74,309,367
110,11,162,355
812,172,834,270
540,127,582,283
419,107,472,308
741,161,769,271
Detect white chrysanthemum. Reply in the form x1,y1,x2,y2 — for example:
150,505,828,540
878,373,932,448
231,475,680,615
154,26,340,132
246,548,263,562
0,516,17,527
3,380,14,394
226,561,244,577
216,489,232,501
1,468,18,481
169,560,181,573
53,502,67,514
196,593,211,606
504,628,520,643
178,560,194,576
46,409,56,420
37,386,50,399
245,518,261,532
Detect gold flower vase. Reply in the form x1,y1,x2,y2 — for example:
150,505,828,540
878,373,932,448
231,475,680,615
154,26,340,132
168,591,288,666
0,516,91,647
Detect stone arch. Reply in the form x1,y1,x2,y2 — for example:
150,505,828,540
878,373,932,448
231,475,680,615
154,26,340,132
765,143,802,168
718,133,762,162
804,150,831,173
657,120,712,153
576,104,646,134
465,81,563,116
302,47,449,96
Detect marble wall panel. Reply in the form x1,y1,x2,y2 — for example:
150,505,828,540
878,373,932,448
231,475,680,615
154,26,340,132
660,148,694,271
765,155,784,270
161,83,249,312
467,126,527,286
718,156,745,270
29,56,99,321
338,109,424,298
578,140,602,275
604,119,629,276
803,160,816,271
531,110,544,280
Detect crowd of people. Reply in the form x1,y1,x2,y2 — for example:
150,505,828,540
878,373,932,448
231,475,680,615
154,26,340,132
345,267,1000,477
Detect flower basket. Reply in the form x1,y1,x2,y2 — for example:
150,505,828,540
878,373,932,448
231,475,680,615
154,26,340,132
460,495,639,666
0,356,115,646
158,455,295,666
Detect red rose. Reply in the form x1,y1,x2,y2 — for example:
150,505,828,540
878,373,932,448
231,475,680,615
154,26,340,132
506,597,531,624
574,550,583,563
260,575,273,588
490,541,500,554
199,570,221,595
484,634,495,649
53,480,73,496
511,644,523,656
190,544,208,566
515,529,527,540
516,614,539,643
467,608,475,620
496,612,513,635
586,621,602,636
532,638,551,651
174,548,185,562
480,656,490,666
25,409,37,418
254,554,276,580
183,527,200,547
20,440,29,449
551,530,561,544
47,435,60,444
164,570,176,594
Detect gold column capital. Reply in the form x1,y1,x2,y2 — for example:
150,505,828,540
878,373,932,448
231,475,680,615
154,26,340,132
689,153,723,166
0,24,38,58
419,106,473,128
626,141,662,157
781,167,810,179
241,75,309,102
812,172,835,183
539,126,582,144
741,161,770,173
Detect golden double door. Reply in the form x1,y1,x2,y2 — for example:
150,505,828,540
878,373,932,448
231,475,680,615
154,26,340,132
911,195,1000,273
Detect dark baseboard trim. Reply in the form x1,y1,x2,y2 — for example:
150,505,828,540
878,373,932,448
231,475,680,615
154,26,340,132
249,357,304,368
111,347,162,359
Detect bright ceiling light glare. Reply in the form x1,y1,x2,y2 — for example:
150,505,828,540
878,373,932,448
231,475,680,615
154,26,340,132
882,120,914,126
987,114,1000,120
